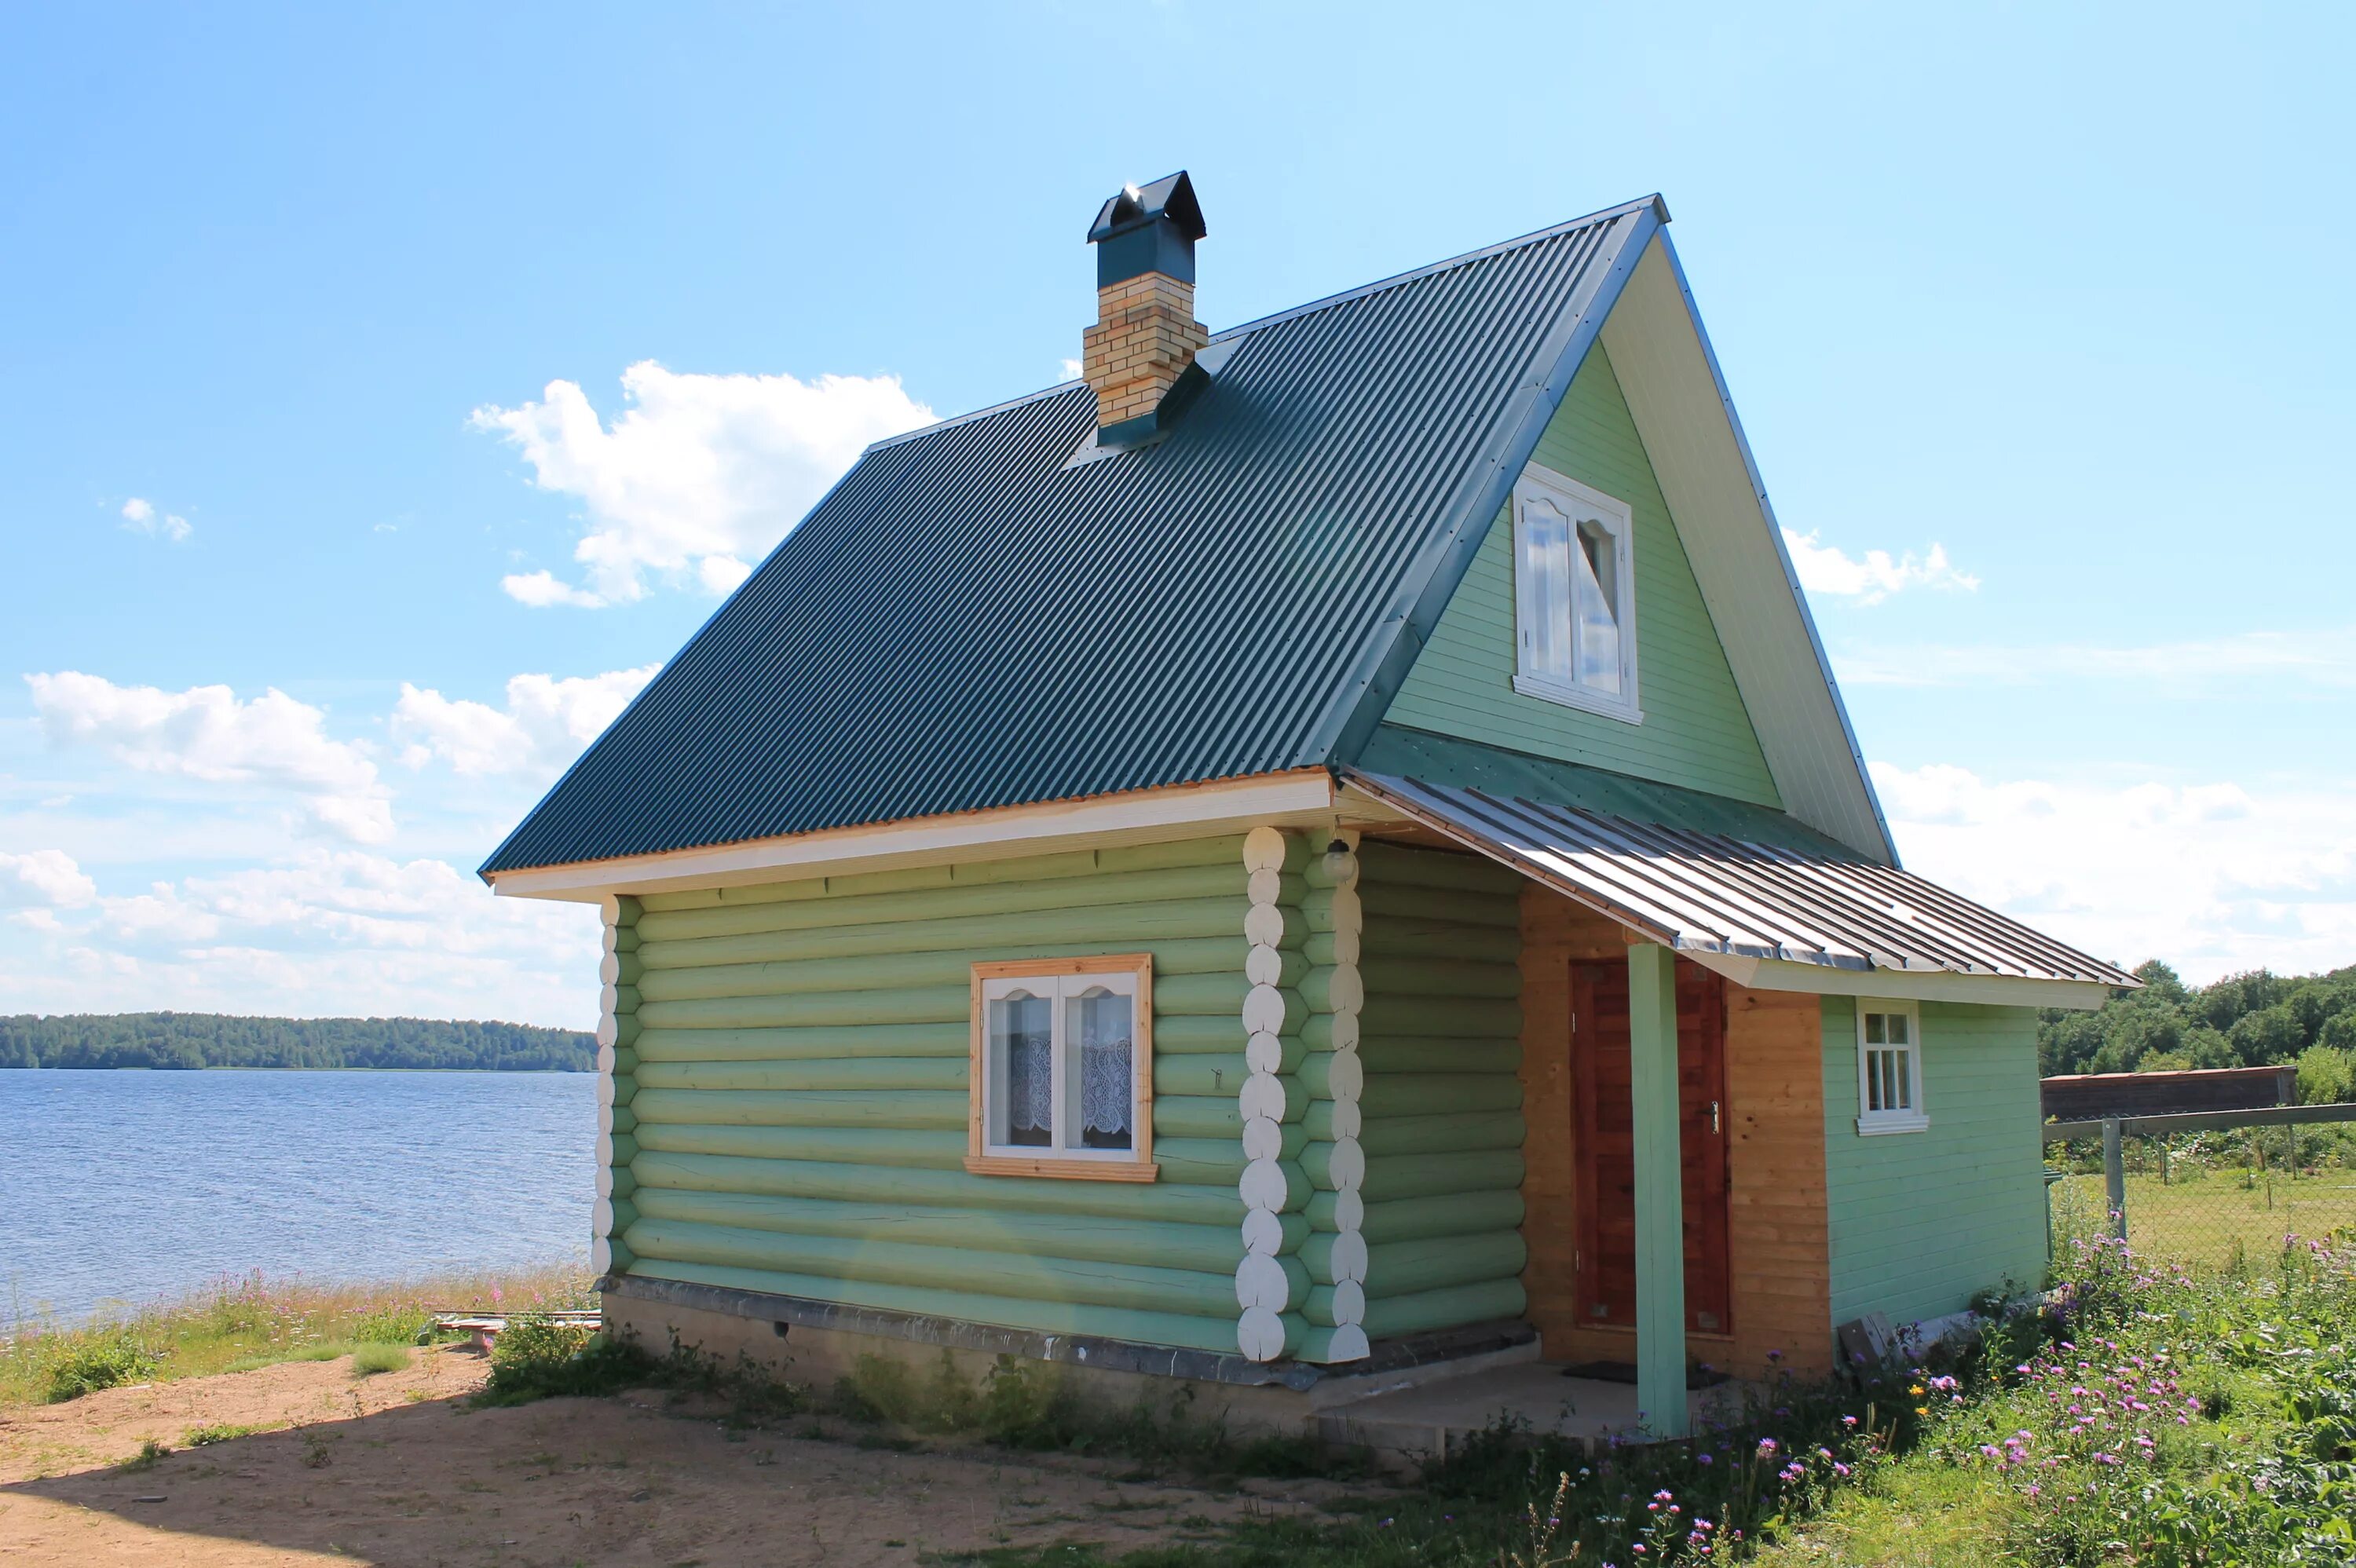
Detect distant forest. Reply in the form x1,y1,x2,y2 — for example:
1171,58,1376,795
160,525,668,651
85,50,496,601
2041,962,2356,1102
0,1014,593,1071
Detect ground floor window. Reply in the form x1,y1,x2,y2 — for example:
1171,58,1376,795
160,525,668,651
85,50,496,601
1855,1000,1929,1135
968,954,1157,1180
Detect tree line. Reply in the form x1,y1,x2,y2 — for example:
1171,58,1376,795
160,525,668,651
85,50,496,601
2040,961,2356,1103
0,1013,593,1071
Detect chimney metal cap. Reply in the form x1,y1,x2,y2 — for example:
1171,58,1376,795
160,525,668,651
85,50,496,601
1088,170,1206,244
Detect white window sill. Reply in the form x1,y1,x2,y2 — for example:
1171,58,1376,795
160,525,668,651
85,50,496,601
1513,673,1643,725
1856,1114,1931,1137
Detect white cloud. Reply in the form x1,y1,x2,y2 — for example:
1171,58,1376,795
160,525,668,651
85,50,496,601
1060,358,1084,382
1874,760,2356,984
1783,529,1976,604
0,848,97,908
24,672,393,842
473,360,932,606
393,664,661,781
119,496,192,542
1835,627,2356,689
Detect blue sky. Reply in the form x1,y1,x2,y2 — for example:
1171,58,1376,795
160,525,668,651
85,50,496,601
2,2,2350,1026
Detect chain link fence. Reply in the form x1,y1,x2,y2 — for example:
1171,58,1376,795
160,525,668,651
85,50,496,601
2045,1106,2356,1268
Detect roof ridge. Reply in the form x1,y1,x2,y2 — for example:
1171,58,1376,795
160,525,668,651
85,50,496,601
860,193,1669,459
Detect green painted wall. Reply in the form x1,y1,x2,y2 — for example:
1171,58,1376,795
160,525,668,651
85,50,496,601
1381,343,1780,807
1820,998,2048,1326
605,840,1253,1354
1349,841,1528,1338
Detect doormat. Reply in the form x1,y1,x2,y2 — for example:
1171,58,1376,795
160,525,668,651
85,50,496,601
1559,1361,1731,1390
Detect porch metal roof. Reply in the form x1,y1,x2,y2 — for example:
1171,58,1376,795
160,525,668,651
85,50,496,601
1348,771,2140,990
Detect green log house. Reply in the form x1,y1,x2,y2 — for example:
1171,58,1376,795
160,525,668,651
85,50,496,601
485,176,2135,1435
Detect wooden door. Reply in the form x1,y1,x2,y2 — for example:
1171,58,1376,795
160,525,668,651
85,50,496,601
1571,958,1732,1334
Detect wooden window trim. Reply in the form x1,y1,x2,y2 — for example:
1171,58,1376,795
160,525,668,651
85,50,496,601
966,953,1158,1182
1854,999,1930,1136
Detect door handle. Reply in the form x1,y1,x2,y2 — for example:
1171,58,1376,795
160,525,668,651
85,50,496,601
1709,1099,1721,1134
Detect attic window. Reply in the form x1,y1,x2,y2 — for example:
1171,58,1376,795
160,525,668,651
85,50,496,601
966,955,1158,1182
1513,466,1640,722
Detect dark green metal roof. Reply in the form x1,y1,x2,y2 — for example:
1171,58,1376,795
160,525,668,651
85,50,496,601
483,196,1666,877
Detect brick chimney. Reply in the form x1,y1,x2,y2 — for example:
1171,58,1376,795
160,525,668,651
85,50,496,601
1082,172,1208,444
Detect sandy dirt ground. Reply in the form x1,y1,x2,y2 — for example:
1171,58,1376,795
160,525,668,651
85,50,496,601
0,1345,1352,1566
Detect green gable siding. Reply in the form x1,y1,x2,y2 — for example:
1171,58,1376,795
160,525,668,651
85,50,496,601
1381,343,1780,807
1820,999,2048,1326
602,841,1253,1354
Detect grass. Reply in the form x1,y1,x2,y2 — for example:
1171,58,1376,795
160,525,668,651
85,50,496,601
2051,1165,2356,1269
1,1265,594,1405
349,1343,411,1376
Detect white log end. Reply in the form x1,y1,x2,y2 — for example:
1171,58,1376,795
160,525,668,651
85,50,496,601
1238,1157,1291,1213
1326,886,1363,935
595,1163,616,1199
598,983,622,1018
1326,1010,1360,1052
1327,1229,1370,1284
1246,867,1286,908
590,1235,613,1275
597,1101,616,1136
1326,1137,1366,1192
1243,902,1288,948
1323,1047,1364,1103
1245,944,1285,987
1320,1324,1370,1362
1323,965,1364,1016
1326,1279,1366,1326
594,1075,618,1109
1237,1305,1289,1362
1241,1206,1288,1256
1326,1187,1366,1234
1240,985,1290,1036
1242,1113,1286,1163
599,894,624,926
1238,1070,1288,1122
593,1196,616,1235
1245,1030,1287,1075
1324,1098,1363,1141
1235,1252,1297,1312
1241,825,1290,873
595,1014,620,1048
594,1130,616,1166
1324,926,1362,967
595,1042,616,1075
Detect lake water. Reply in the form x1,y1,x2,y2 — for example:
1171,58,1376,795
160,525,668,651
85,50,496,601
0,1070,597,1327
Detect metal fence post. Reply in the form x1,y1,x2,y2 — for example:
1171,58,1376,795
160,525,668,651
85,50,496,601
2102,1117,2127,1241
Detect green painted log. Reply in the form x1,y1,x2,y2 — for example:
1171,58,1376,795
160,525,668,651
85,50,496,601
605,1166,638,1199
636,985,970,1031
1296,1324,1366,1364
1300,1014,1355,1051
1363,1150,1524,1201
1154,1054,1250,1098
607,1075,636,1108
1096,836,1250,874
1248,948,1312,989
607,984,641,1015
1301,888,1356,934
1249,1211,1314,1255
635,936,1245,1003
605,1014,642,1047
1154,1015,1249,1054
1301,1102,1354,1142
607,923,642,952
1362,1232,1528,1299
638,899,1255,973
1354,996,1521,1039
623,1217,1238,1318
1151,1137,1250,1187
631,1124,969,1168
632,1022,968,1063
607,1104,638,1135
1355,1110,1526,1156
635,864,1249,944
1357,1075,1523,1119
1299,967,1364,1015
1360,959,1520,1000
1355,1036,1523,1075
630,1150,1242,1225
1299,1142,1361,1193
1302,852,1357,891
631,1259,1243,1354
1356,882,1519,930
602,1133,639,1165
1359,1278,1528,1340
1152,1094,1242,1142
634,1058,967,1094
606,952,646,985
629,1087,967,1131
603,1238,636,1271
1295,1052,1359,1102
1360,845,1527,895
1355,923,1524,963
602,1198,639,1236
1298,1231,1356,1285
1357,1191,1524,1243
1302,1285,1354,1328
1157,972,1251,1017
629,1189,1243,1273
609,1047,641,1076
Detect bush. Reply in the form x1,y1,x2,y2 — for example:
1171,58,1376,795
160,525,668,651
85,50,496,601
45,1333,163,1402
476,1316,650,1406
2295,1043,2354,1106
350,1306,430,1346
349,1343,410,1376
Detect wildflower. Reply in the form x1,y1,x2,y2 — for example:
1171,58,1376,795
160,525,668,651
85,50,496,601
1841,1415,1858,1428
1696,1452,1713,1466
1757,1438,1779,1457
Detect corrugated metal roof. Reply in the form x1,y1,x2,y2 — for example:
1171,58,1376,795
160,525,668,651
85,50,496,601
483,197,1663,877
1348,771,2140,989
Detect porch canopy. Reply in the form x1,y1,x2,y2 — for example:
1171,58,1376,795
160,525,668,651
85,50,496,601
1344,769,2138,1439
1345,770,2140,1006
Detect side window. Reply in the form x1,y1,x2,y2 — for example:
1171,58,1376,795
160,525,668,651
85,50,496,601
1513,466,1638,721
969,955,1157,1180
1855,1002,1929,1135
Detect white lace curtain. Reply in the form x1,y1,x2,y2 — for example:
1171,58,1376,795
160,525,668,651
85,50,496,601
1001,995,1052,1136
1074,990,1132,1142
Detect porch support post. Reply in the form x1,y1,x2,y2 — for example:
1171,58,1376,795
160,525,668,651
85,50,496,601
1627,940,1688,1438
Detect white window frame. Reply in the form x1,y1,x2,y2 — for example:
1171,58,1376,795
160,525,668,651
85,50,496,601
1511,463,1641,723
1854,1000,1929,1135
967,954,1157,1182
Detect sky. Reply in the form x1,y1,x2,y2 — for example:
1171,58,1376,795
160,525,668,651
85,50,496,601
2,2,2350,1030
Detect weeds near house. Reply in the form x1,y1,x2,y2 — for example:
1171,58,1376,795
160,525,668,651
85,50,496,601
183,1421,269,1446
42,1332,162,1402
349,1343,410,1376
